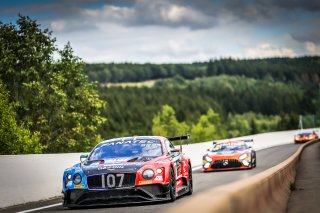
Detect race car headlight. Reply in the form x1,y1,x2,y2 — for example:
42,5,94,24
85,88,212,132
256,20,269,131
203,163,210,169
142,169,155,180
156,168,163,174
66,174,72,181
239,153,248,160
242,160,249,166
73,173,82,185
205,156,212,162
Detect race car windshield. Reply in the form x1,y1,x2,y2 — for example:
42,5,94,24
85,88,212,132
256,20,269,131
211,143,247,152
89,139,163,160
297,133,312,136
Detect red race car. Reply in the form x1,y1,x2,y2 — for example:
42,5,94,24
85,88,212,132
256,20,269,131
62,135,192,207
202,140,256,171
294,131,318,143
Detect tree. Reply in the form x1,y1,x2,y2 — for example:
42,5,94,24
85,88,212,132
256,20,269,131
0,82,43,154
250,118,258,135
206,108,226,138
191,115,216,143
206,59,216,76
191,108,224,143
152,105,189,139
226,113,251,137
0,16,107,153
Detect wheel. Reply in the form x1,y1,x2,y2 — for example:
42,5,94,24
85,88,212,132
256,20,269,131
252,152,257,168
186,164,193,195
169,167,177,201
67,207,77,210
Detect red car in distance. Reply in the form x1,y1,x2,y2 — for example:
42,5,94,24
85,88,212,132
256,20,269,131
294,131,318,143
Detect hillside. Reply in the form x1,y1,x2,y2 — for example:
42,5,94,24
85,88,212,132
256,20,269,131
90,59,320,140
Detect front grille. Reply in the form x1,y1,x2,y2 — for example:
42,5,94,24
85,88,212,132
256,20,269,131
87,175,102,189
211,159,242,168
87,173,136,189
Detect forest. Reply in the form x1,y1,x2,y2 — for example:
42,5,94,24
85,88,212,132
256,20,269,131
85,57,320,145
85,57,320,86
1,16,320,154
97,74,318,142
85,57,320,143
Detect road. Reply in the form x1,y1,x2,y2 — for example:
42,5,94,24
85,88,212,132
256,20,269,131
3,144,301,213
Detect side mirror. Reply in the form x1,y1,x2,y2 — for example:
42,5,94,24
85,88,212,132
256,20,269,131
206,148,210,151
80,154,88,162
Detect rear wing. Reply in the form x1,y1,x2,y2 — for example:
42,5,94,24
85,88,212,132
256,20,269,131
240,139,254,148
168,134,190,152
168,135,190,142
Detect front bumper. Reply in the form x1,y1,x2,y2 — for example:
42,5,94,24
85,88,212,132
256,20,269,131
202,159,251,171
294,139,311,143
63,184,170,207
203,165,251,171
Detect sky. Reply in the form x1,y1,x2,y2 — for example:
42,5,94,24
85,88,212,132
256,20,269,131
0,0,320,63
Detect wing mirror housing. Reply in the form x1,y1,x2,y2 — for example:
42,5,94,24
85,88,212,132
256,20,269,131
80,154,88,162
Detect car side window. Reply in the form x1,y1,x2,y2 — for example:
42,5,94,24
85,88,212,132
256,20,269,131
165,140,175,154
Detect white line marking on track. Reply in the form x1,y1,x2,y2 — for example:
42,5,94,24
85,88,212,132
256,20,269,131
192,165,202,171
16,203,61,213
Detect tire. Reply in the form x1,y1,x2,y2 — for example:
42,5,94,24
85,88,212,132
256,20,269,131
169,167,177,201
252,152,257,168
186,164,193,195
67,207,77,210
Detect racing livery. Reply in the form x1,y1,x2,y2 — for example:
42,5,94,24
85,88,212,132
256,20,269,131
202,140,256,171
294,131,318,143
62,135,192,207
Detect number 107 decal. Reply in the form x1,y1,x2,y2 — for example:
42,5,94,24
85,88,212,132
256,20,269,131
102,174,124,188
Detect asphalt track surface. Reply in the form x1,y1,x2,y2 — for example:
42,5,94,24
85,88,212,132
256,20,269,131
2,144,301,213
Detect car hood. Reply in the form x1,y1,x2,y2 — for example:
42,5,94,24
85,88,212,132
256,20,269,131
81,156,156,176
208,150,246,157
